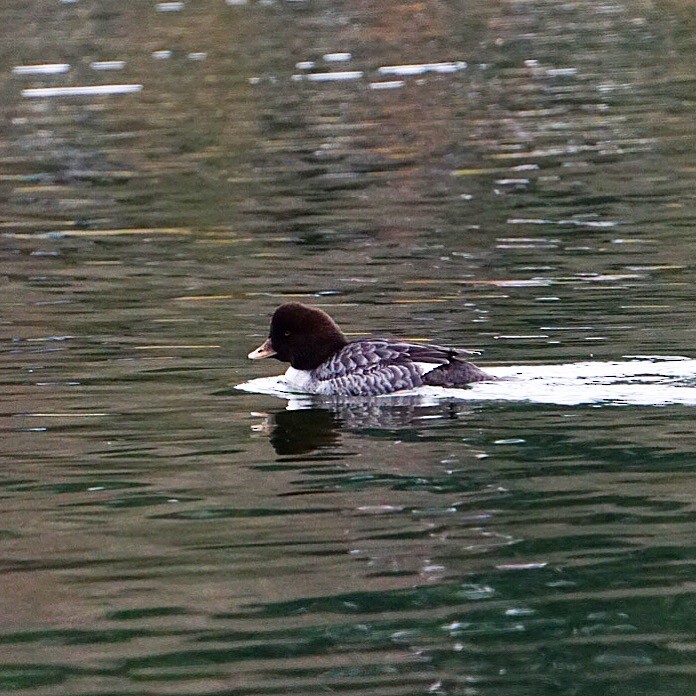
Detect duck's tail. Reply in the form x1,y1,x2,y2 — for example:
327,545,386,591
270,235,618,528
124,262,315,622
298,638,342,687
422,358,496,387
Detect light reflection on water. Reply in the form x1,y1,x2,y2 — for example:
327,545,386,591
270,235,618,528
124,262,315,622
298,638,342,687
1,0,695,694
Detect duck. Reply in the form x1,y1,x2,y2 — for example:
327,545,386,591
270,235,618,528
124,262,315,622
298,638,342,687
248,302,495,396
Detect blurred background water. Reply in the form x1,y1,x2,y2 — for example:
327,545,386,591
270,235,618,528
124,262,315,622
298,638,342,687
1,0,695,694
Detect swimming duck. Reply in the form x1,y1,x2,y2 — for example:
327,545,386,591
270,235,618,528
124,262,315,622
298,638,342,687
248,302,495,396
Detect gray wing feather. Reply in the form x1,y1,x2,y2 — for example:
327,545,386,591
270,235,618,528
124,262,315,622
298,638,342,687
311,341,424,396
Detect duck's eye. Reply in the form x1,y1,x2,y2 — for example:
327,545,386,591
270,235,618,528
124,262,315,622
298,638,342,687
284,330,291,337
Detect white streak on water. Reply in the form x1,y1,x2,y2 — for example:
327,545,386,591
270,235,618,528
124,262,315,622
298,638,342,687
90,61,126,71
546,68,578,77
369,80,405,90
323,52,352,62
13,63,70,75
378,61,467,76
156,2,184,11
303,71,363,82
22,84,143,98
236,358,696,407
508,218,619,228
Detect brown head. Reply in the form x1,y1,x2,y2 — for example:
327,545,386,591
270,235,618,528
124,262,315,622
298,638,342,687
248,302,348,370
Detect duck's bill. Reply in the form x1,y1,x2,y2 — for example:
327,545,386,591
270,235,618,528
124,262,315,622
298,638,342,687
248,338,276,360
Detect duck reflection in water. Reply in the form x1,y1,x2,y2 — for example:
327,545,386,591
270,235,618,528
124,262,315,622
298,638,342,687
252,396,469,456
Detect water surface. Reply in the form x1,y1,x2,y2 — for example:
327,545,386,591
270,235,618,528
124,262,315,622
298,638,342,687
1,0,695,694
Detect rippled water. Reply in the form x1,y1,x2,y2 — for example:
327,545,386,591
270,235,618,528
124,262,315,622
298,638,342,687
1,0,695,694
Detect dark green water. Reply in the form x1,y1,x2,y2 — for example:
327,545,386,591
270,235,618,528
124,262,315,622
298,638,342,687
1,0,695,694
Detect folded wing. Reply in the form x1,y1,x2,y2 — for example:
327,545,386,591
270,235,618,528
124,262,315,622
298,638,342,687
312,340,424,395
